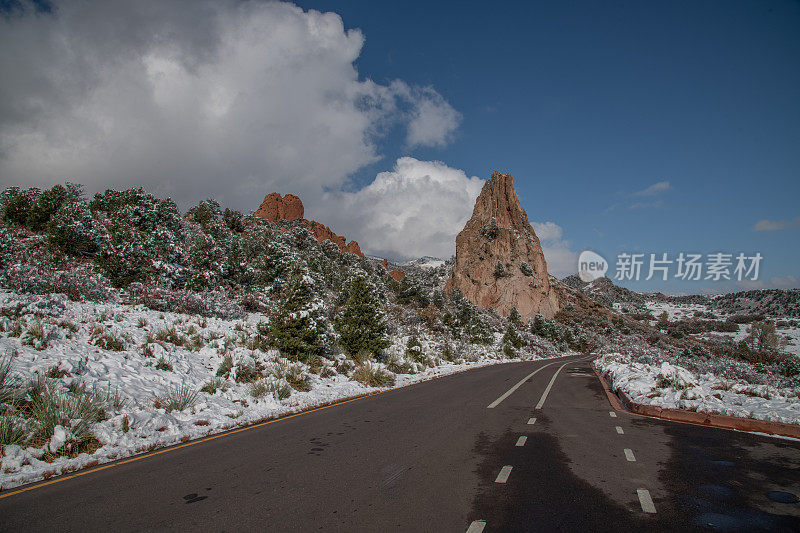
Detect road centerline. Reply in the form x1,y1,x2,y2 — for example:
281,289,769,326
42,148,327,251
515,436,527,446
624,448,636,462
495,465,513,483
487,362,557,408
637,489,657,514
466,520,487,532
535,363,569,409
616,426,624,434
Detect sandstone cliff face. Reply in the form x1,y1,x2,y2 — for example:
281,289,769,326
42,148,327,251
445,171,559,319
253,193,363,257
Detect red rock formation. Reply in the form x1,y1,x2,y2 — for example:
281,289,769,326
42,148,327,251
389,270,406,281
445,171,559,319
382,258,389,270
254,193,304,223
252,193,363,256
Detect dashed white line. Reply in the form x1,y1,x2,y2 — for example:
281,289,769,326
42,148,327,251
637,489,656,513
624,448,636,462
616,426,624,434
527,417,537,425
466,520,487,532
495,465,513,483
609,411,617,418
535,363,569,409
487,362,557,408
515,436,527,447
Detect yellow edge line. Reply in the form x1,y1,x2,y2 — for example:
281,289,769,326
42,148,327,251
0,354,577,501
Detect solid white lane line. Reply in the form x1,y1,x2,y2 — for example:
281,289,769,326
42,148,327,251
466,520,487,533
495,465,513,483
609,411,617,418
616,426,624,434
637,489,656,513
535,363,568,409
527,417,537,425
487,362,557,408
515,436,527,447
624,448,636,462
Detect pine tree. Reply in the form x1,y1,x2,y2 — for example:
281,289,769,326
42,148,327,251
467,316,493,345
503,324,523,350
263,263,326,362
508,306,522,327
531,314,546,337
335,273,389,359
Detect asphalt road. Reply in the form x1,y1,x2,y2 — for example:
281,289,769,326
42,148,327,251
1,354,799,532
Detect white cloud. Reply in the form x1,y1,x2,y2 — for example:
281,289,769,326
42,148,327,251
735,275,799,290
0,0,459,214
631,181,671,197
531,221,577,277
401,85,462,148
532,222,563,242
322,157,484,259
753,217,800,231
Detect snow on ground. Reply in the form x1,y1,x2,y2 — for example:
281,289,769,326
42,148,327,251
644,301,711,321
593,353,800,426
777,324,800,357
402,256,446,270
644,300,800,357
0,290,550,490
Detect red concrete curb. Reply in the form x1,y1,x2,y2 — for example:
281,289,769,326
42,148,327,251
592,367,800,440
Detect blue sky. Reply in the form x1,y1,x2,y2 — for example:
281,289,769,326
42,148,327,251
298,0,800,293
1,0,798,294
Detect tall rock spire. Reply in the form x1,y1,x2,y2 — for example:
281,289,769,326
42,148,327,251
445,171,559,319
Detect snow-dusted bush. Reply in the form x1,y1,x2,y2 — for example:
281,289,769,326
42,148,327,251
2,234,114,302
136,285,245,320
153,383,198,413
1,187,39,227
27,378,106,450
91,188,184,287
47,200,101,257
352,362,395,387
27,183,83,232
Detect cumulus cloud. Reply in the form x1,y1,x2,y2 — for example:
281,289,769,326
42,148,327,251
532,221,563,242
322,157,484,259
0,0,459,214
753,217,800,231
532,222,577,277
399,84,462,148
631,181,671,197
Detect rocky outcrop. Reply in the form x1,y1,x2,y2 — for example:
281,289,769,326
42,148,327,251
389,269,406,282
254,193,304,223
252,193,363,257
304,219,363,257
445,171,559,319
